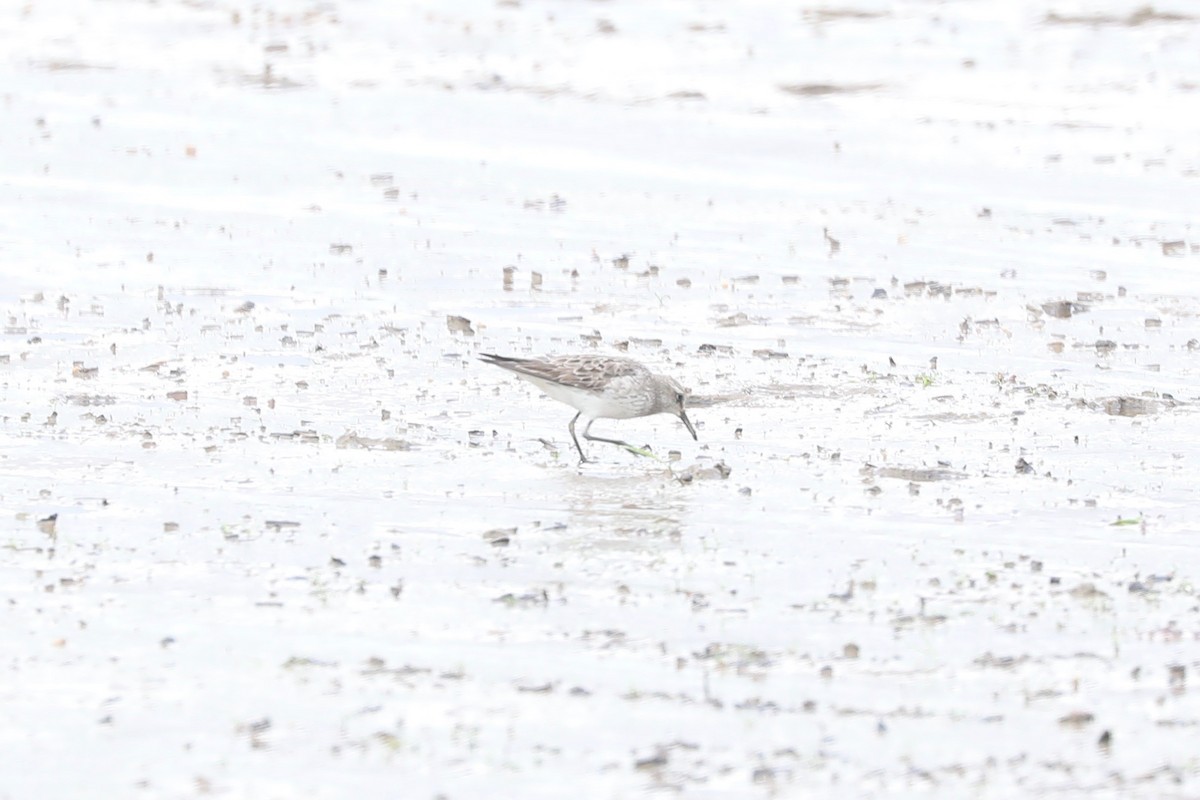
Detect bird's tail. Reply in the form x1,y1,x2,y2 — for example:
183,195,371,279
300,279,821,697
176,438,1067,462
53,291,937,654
479,353,523,367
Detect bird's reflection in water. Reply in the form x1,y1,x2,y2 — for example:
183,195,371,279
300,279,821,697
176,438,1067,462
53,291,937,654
552,470,688,551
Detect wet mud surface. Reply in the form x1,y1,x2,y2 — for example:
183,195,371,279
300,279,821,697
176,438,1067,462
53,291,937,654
2,1,1199,798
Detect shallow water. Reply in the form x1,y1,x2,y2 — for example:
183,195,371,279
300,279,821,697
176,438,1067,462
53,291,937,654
2,1,1199,797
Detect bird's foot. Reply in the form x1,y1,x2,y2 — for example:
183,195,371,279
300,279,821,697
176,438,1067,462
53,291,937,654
621,443,658,459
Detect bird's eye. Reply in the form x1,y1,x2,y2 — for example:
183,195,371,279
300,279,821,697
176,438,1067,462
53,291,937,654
676,393,684,404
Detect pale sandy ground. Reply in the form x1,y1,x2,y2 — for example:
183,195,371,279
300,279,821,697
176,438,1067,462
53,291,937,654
2,1,1199,798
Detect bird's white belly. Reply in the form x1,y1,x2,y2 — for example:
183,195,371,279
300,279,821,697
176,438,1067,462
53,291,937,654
521,375,649,419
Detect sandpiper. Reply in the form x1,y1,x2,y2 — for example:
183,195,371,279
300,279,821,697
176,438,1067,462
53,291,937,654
479,352,698,463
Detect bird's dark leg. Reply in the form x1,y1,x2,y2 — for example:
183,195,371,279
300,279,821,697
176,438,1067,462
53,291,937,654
581,419,638,453
568,412,590,464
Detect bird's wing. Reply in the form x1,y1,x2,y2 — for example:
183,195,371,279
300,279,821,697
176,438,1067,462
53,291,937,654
479,353,646,393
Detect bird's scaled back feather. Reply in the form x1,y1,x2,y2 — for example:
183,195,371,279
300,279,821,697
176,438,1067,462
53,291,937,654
479,354,650,394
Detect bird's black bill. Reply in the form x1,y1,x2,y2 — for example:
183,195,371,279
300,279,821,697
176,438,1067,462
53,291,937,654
679,410,698,440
